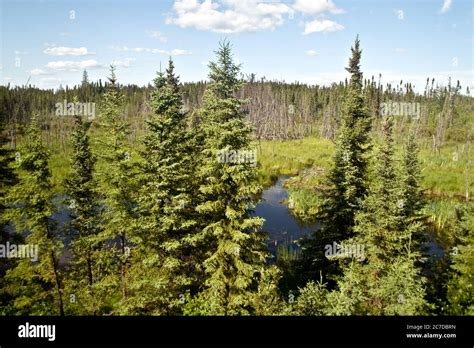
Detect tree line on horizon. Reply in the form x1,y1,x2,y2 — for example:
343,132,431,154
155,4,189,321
1,47,472,148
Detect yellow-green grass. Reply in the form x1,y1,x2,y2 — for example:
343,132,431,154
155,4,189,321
257,136,472,224
11,129,473,200
418,142,472,198
256,136,334,187
257,136,473,197
423,197,466,249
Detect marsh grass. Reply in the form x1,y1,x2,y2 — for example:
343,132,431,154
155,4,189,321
257,136,472,230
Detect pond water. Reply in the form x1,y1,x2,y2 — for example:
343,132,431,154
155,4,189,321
254,175,445,262
253,176,320,256
49,176,321,259
7,175,444,264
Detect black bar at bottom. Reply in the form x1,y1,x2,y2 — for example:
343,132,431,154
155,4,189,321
0,316,472,346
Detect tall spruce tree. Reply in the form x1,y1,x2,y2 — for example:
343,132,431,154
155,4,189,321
123,58,198,314
64,110,103,314
400,129,424,220
80,70,90,101
3,114,65,315
187,41,273,315
0,122,17,238
398,127,426,254
0,123,17,212
299,36,372,286
0,122,19,313
96,66,138,308
327,117,427,315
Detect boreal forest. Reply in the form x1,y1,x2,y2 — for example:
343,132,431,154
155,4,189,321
0,0,473,317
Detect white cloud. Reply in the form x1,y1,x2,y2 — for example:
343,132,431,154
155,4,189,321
303,19,344,34
38,77,65,89
111,58,136,68
40,77,63,83
29,59,102,77
440,0,452,13
46,59,102,71
293,0,344,15
146,30,167,42
306,49,319,57
30,68,50,75
43,46,94,56
166,0,294,33
396,9,404,20
110,46,191,56
169,49,192,56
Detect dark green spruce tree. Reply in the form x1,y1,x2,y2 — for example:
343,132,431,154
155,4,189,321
96,66,139,310
0,122,19,313
299,36,372,286
3,114,65,315
124,58,199,314
446,201,474,315
327,117,427,315
64,108,103,314
399,129,424,221
185,41,280,315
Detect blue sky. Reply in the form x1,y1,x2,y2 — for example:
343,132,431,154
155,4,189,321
1,0,472,92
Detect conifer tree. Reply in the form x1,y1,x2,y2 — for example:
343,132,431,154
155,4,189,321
3,114,65,315
0,122,17,233
188,41,271,315
446,201,474,315
0,122,19,313
0,123,17,208
124,58,198,314
64,110,103,314
299,36,372,285
327,117,427,315
80,70,90,100
398,127,426,252
96,66,138,307
399,129,424,220
293,280,330,316
81,70,89,88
